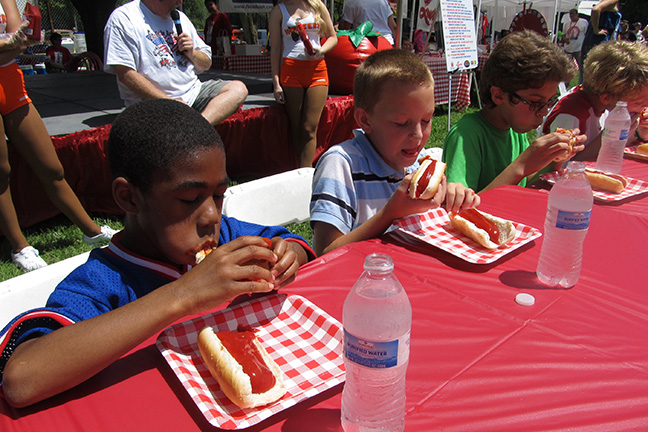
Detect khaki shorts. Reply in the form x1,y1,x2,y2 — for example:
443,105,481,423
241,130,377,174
191,79,228,112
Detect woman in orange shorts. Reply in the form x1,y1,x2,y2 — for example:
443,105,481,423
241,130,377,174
269,0,337,167
0,0,115,271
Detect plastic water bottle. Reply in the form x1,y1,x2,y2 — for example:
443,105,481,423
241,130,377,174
536,161,593,288
596,101,631,174
341,253,412,432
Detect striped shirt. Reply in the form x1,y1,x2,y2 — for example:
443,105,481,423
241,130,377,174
310,129,424,235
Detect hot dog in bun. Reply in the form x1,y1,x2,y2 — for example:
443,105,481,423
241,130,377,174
554,128,577,162
449,208,516,249
637,143,648,155
408,156,446,200
198,326,286,409
584,168,628,194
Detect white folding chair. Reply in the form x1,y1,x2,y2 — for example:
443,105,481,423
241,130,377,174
0,252,89,329
222,168,315,226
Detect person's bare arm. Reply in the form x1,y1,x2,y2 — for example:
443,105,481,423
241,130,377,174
313,175,446,255
176,33,211,73
113,65,173,101
480,130,586,193
2,237,278,407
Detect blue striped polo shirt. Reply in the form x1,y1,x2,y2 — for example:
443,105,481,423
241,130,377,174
310,129,424,235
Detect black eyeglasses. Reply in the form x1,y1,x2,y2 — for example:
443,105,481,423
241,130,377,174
509,92,559,113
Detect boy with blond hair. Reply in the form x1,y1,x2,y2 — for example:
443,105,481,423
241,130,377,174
443,30,584,193
1,99,314,407
310,49,479,256
543,40,648,160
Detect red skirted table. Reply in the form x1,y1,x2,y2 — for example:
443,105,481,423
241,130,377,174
2,185,647,430
8,96,356,227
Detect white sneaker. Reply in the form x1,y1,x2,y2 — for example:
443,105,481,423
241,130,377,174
11,246,48,272
83,225,118,246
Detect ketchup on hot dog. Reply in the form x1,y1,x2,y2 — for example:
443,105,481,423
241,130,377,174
217,330,276,394
415,157,438,197
455,208,500,244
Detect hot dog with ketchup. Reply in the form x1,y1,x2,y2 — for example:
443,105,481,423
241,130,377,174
554,128,577,162
584,168,628,194
449,208,516,249
198,326,286,409
408,156,446,200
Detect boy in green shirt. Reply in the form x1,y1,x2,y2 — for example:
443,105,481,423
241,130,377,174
443,30,586,192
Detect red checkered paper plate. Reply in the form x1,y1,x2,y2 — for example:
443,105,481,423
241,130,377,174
156,293,345,430
624,145,648,161
392,208,541,264
540,171,648,202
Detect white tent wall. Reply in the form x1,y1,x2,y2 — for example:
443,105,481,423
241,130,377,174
474,0,580,44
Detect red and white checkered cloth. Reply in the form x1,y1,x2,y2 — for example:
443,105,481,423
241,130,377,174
392,208,542,264
625,144,648,161
540,170,648,202
156,293,345,430
212,55,271,74
422,55,472,111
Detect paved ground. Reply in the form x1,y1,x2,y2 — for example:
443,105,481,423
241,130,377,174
24,69,276,136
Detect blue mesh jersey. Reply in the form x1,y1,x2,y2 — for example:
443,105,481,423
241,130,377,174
0,215,315,383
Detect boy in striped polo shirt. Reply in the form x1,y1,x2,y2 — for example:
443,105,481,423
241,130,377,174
310,49,480,256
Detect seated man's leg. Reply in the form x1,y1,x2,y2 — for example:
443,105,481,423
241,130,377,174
192,79,248,125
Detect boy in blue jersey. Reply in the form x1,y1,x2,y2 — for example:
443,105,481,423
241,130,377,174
310,49,480,256
0,99,314,407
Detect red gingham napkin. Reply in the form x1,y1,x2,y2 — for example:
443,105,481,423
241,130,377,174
540,171,648,202
392,208,542,264
156,294,344,430
625,145,648,161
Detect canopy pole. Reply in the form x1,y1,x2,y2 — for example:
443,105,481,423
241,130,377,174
395,0,404,48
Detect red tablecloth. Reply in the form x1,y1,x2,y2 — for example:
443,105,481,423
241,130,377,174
2,184,647,431
8,96,356,227
422,54,472,111
212,54,271,74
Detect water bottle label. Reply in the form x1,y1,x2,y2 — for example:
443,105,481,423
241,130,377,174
343,330,410,369
620,129,629,140
555,209,591,230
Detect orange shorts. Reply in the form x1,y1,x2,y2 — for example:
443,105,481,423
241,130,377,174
0,62,32,116
280,58,329,88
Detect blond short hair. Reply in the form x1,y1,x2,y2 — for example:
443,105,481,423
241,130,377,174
583,40,648,99
354,49,434,112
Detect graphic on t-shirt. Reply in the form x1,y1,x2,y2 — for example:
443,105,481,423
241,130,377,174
145,30,189,69
567,24,581,41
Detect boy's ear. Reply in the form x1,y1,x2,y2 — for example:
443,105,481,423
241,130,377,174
354,107,373,134
490,86,507,106
112,177,140,214
599,93,614,106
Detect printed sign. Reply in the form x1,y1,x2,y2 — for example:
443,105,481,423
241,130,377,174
439,0,477,72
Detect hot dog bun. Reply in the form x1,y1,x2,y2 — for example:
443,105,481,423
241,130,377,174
637,143,648,155
198,326,286,409
409,156,446,199
449,208,516,250
584,168,628,194
554,128,577,162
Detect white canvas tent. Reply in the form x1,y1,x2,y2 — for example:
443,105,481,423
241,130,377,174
474,0,582,44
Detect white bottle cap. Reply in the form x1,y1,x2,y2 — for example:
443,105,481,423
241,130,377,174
515,293,535,306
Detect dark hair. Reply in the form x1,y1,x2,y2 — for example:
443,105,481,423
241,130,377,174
354,49,433,112
480,30,575,108
108,99,224,194
50,32,62,43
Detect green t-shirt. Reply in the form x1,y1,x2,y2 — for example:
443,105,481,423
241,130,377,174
442,112,530,191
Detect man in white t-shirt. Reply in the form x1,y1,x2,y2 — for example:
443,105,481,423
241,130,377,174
104,0,247,125
339,0,396,45
562,9,588,77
